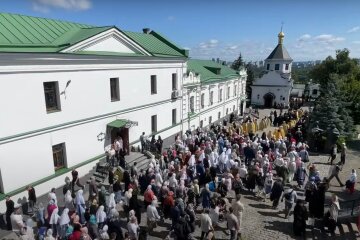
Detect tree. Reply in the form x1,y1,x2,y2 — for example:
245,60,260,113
310,76,354,138
310,49,360,125
231,53,245,70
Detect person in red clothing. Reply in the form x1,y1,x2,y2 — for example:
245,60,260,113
69,224,82,240
163,191,175,219
143,185,155,208
47,200,57,224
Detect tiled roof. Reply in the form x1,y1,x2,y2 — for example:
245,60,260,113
266,44,292,60
187,59,239,83
0,12,187,58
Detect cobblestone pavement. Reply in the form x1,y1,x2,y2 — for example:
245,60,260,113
1,108,359,240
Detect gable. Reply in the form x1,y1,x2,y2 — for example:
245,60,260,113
253,71,292,86
61,28,151,56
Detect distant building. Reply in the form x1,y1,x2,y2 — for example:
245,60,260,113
251,31,293,107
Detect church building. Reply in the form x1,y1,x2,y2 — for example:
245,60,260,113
251,31,293,108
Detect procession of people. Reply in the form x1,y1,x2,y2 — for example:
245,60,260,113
4,107,355,240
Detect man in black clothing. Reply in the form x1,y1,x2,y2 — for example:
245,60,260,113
140,132,146,153
71,168,84,193
27,185,36,214
5,195,14,230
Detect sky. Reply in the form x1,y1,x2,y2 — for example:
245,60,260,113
1,0,360,62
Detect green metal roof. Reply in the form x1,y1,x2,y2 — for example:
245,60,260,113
123,31,186,57
107,119,128,128
187,59,240,83
0,12,188,58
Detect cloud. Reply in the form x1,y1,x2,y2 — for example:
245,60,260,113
298,34,311,42
198,39,219,49
31,0,92,12
348,26,360,33
313,34,345,44
167,16,175,21
352,41,360,44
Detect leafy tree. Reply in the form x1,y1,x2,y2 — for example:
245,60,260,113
310,49,360,125
231,53,245,70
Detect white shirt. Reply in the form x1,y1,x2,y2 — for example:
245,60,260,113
11,213,24,231
147,205,160,221
200,213,213,232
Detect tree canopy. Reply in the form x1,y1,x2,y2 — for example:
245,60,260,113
310,49,360,125
231,53,245,70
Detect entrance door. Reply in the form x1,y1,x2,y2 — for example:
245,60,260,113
263,93,275,108
110,127,130,155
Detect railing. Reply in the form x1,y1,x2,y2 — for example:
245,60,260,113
324,198,360,218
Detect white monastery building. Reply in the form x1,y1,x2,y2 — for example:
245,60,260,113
251,31,293,107
0,13,246,211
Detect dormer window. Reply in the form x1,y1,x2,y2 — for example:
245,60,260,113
285,64,289,70
275,64,280,70
267,64,270,70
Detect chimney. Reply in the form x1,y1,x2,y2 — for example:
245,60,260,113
142,28,151,34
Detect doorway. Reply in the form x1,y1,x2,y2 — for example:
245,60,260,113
263,93,275,108
110,127,130,155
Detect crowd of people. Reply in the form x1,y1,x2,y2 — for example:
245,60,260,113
4,108,356,240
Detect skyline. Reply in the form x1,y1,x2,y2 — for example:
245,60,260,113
1,0,360,62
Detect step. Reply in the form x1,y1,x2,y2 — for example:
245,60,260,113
93,172,106,179
349,222,359,234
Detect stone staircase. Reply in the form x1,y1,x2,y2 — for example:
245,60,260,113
86,151,151,188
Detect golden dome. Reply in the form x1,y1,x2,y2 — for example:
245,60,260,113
278,31,285,44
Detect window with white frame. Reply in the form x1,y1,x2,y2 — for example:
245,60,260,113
201,93,205,109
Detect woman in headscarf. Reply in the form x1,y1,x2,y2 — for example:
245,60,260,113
346,169,357,194
295,161,307,188
127,215,139,240
263,173,273,201
49,207,60,238
87,214,99,240
69,223,82,240
325,194,340,233
293,200,308,237
44,229,55,240
47,199,57,225
59,208,70,239
98,186,107,209
107,193,116,213
64,190,75,214
96,205,107,229
75,189,86,223
144,185,155,208
80,227,92,240
100,225,110,239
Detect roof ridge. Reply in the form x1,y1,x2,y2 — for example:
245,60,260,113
0,12,94,27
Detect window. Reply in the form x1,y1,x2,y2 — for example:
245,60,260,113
172,73,177,90
110,78,120,101
275,64,280,70
190,96,195,113
267,64,270,70
210,91,214,105
218,112,221,119
219,89,223,102
227,87,230,99
201,93,205,109
172,109,177,125
151,75,157,94
43,81,61,113
234,86,237,96
312,89,318,95
285,64,289,70
233,105,235,111
52,143,66,170
151,115,157,133
226,108,229,115
209,116,212,124
200,120,203,128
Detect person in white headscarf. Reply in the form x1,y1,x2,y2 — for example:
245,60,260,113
44,229,55,240
189,154,196,167
169,173,178,189
48,189,57,206
96,205,107,228
59,208,70,239
75,189,86,223
219,150,227,173
49,208,60,237
100,224,110,239
155,169,163,188
64,190,75,212
107,193,116,213
288,158,297,182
